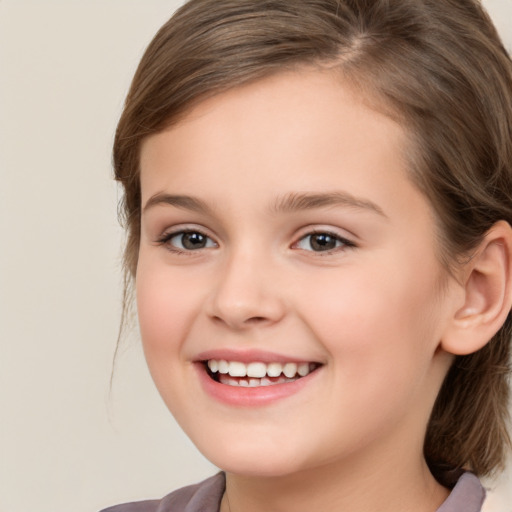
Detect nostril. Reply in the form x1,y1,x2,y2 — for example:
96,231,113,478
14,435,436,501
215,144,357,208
212,314,268,323
246,316,267,324
211,314,270,329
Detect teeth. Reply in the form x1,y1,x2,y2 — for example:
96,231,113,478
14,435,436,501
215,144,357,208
247,362,267,378
207,359,316,381
207,360,219,373
217,360,229,374
298,363,310,377
218,374,307,387
266,362,283,377
228,361,247,377
283,362,298,378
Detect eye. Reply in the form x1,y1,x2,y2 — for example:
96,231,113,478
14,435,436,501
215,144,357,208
160,230,217,251
295,232,354,252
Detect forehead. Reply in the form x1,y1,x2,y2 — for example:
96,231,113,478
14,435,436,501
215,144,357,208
139,69,411,199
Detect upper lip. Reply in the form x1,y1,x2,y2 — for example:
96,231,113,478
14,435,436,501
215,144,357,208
194,348,322,365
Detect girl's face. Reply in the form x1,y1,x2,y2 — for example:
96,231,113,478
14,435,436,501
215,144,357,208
137,70,459,477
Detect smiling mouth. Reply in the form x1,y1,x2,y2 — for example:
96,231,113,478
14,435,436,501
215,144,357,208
204,360,322,387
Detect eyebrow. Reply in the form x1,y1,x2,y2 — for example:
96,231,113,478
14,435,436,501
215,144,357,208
271,191,387,217
142,190,387,218
143,193,213,215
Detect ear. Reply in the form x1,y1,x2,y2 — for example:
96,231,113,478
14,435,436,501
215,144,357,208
441,220,512,356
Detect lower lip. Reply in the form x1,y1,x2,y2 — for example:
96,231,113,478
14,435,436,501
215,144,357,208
195,363,320,407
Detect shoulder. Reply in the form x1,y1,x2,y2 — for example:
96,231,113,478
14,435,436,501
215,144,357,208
436,472,486,512
100,473,225,512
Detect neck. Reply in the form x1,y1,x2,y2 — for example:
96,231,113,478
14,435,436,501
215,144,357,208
221,444,448,512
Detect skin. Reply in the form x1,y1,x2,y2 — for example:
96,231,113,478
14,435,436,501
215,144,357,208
136,69,465,512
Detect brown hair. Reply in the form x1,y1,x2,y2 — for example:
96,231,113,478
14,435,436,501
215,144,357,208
113,0,512,482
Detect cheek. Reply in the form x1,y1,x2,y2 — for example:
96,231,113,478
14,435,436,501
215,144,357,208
294,262,445,449
135,258,201,361
296,252,444,382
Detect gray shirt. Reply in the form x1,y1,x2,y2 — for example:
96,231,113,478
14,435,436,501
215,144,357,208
101,471,485,512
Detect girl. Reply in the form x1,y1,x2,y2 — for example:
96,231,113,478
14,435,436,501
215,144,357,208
104,1,512,511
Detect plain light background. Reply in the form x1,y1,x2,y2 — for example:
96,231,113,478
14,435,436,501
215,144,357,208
1,2,511,511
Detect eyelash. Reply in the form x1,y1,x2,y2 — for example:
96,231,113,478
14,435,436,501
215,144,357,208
294,230,356,254
155,228,356,255
156,229,217,254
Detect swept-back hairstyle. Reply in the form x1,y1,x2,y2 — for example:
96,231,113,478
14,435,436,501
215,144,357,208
113,0,512,482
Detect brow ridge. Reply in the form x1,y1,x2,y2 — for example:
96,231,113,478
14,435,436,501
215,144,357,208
143,190,386,218
271,191,387,217
143,193,212,215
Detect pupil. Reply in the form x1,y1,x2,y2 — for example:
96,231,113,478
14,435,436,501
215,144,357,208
310,234,336,251
182,232,206,249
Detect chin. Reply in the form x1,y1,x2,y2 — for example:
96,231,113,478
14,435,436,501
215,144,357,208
214,457,306,478
193,436,310,478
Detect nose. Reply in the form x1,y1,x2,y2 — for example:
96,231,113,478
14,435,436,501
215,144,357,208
206,249,286,330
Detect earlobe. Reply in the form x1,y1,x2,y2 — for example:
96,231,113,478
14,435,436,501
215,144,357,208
441,220,512,356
